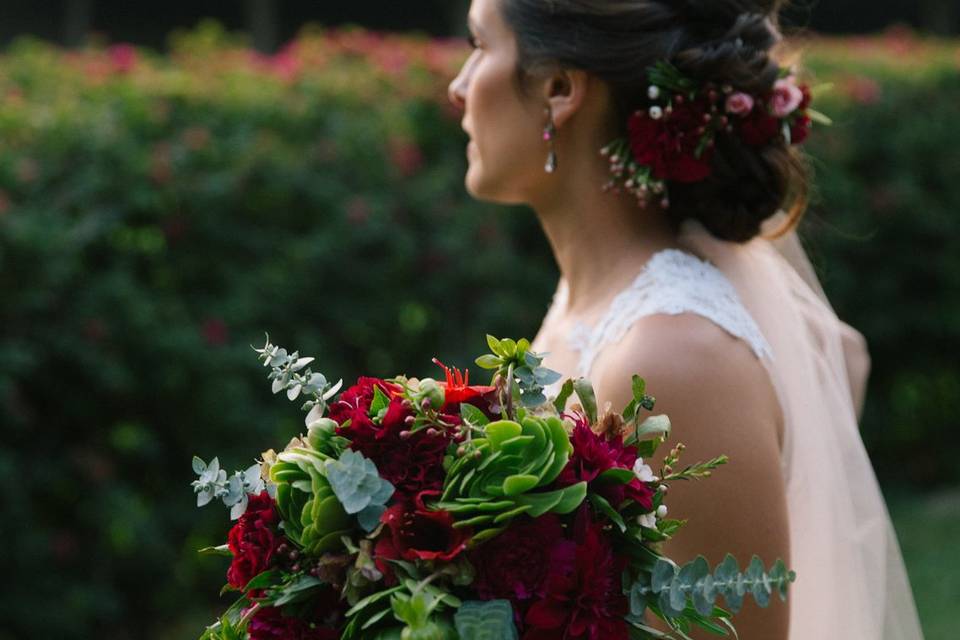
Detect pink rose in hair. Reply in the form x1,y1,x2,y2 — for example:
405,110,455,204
771,77,804,117
724,92,755,116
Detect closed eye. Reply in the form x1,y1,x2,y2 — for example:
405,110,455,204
466,34,479,49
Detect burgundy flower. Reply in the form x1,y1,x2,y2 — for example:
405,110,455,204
375,491,469,575
522,509,629,640
790,114,812,145
738,93,781,147
327,376,402,431
469,514,564,610
329,376,461,499
557,415,654,512
627,96,715,183
226,492,281,592
248,601,340,640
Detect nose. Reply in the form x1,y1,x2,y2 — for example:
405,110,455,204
447,56,471,112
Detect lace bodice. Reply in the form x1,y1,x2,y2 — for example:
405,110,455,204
541,249,772,395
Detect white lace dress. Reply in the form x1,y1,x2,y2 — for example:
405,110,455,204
541,248,772,393
537,222,924,640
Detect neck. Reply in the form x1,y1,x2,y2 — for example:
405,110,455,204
530,144,681,318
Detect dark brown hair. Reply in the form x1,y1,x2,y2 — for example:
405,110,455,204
500,0,811,243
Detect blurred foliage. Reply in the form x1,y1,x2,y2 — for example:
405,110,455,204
0,19,956,638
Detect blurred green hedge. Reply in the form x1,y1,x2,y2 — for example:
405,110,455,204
0,21,956,639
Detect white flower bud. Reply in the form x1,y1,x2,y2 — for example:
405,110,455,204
647,85,661,100
656,505,668,518
637,513,657,529
648,105,663,120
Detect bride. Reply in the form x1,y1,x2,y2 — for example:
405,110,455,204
447,0,923,638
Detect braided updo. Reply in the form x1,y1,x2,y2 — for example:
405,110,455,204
500,0,811,243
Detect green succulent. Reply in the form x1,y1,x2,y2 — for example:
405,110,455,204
269,447,352,555
436,415,586,543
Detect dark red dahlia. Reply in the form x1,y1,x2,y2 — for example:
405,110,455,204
248,602,340,640
557,414,654,511
522,509,629,640
375,490,470,576
627,96,715,183
226,491,282,592
469,514,564,605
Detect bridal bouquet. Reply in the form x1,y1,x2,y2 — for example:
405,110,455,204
191,335,794,639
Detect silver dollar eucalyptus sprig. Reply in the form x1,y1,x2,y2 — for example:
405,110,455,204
191,457,266,520
628,554,797,626
252,334,344,426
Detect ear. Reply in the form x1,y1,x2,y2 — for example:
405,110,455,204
540,68,591,129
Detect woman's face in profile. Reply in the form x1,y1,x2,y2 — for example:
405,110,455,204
448,0,547,204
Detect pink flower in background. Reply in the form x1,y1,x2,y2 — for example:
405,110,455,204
388,137,424,177
182,126,211,151
83,318,108,343
271,42,303,82
109,44,138,74
201,318,229,346
724,92,755,116
345,196,371,226
844,75,882,105
771,77,804,117
16,158,39,184
150,143,173,185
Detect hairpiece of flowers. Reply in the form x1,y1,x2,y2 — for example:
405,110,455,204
600,60,832,209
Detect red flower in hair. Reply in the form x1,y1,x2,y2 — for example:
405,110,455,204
627,96,715,183
738,95,781,147
790,114,812,145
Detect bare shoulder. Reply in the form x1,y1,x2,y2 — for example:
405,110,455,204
590,312,790,637
591,312,783,452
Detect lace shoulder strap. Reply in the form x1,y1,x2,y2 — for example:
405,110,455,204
565,249,772,380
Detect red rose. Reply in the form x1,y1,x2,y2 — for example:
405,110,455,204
738,93,781,147
790,114,811,145
226,492,281,592
798,84,812,110
375,491,469,574
523,509,628,640
627,97,715,183
469,514,563,608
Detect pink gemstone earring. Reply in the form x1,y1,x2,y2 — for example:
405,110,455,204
543,108,557,174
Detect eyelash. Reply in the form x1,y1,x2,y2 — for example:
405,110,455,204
466,34,479,49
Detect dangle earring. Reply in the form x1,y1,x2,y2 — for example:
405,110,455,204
543,107,558,174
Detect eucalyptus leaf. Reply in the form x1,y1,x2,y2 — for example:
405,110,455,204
454,600,518,640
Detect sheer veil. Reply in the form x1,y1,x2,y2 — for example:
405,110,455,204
676,215,924,639
496,2,921,632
